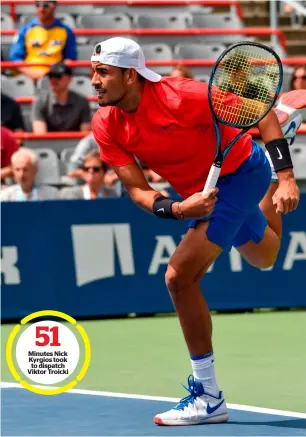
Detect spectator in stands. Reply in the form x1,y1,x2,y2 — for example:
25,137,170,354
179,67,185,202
291,65,306,91
32,62,91,133
10,0,77,81
1,93,25,135
68,133,99,177
1,148,59,201
61,150,118,200
170,64,194,79
67,133,121,188
1,126,19,182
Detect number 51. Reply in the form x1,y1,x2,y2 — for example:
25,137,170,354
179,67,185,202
35,326,61,347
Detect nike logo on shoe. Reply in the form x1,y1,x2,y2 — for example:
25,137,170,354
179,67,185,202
284,120,296,137
206,399,225,414
284,120,297,145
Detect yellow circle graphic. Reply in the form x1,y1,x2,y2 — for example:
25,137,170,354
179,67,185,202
6,310,91,396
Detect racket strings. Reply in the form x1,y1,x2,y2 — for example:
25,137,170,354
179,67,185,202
211,45,281,127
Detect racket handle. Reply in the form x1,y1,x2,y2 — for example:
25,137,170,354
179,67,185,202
202,164,221,195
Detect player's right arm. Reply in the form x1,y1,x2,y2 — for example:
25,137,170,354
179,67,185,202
114,163,165,212
114,163,218,219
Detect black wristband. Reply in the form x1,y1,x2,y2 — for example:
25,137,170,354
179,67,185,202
265,138,293,173
152,196,177,219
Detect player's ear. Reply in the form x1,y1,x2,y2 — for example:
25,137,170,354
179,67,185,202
126,68,138,85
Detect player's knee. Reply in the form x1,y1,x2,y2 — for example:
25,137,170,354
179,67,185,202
260,250,279,269
252,245,280,269
165,265,192,296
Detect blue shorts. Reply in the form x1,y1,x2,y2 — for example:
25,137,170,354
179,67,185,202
188,141,272,251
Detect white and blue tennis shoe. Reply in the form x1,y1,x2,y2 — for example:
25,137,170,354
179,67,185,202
154,375,229,426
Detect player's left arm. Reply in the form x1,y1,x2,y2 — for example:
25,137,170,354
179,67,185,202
257,109,300,214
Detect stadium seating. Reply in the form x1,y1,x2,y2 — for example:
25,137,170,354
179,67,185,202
133,13,191,46
133,13,190,29
37,75,94,97
14,3,96,15
19,13,76,28
1,4,10,14
1,13,14,29
76,13,131,29
1,43,11,61
34,148,61,185
70,76,95,97
174,43,226,75
1,13,14,44
74,45,95,76
190,13,244,43
76,14,134,47
23,138,80,155
1,75,35,98
141,43,173,76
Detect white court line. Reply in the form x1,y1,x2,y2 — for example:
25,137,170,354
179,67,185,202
1,381,306,419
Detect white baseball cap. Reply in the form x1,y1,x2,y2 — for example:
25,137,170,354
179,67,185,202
91,37,161,83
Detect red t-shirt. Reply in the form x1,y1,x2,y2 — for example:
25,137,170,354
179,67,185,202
92,77,252,199
1,126,19,168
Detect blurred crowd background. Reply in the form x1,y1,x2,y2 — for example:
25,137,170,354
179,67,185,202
1,0,306,202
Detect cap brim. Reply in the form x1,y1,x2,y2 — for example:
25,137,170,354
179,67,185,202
136,67,161,82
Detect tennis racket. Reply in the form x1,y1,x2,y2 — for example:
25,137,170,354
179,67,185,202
203,41,283,194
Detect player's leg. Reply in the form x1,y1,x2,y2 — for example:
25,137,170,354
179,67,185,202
235,182,282,269
154,143,273,426
237,90,306,268
155,221,228,426
166,221,221,355
260,89,306,239
259,182,282,238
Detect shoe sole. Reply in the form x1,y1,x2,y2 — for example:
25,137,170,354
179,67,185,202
276,90,306,124
154,412,229,426
281,89,306,110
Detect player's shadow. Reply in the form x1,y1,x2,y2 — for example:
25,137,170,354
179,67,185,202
228,418,306,430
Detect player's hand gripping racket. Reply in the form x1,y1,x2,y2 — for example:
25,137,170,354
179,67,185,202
203,41,283,194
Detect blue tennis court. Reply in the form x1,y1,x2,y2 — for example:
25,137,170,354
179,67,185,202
2,385,306,436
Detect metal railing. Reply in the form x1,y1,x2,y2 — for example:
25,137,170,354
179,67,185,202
2,57,306,70
1,27,288,50
1,0,244,21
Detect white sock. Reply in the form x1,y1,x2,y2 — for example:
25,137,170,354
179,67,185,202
190,352,219,397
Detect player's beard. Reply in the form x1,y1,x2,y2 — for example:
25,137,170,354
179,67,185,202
97,89,127,107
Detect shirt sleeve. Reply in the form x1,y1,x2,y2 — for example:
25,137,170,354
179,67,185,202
63,27,77,60
32,97,45,122
10,27,27,61
92,110,135,167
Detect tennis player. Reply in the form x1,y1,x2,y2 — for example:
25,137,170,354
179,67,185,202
91,38,301,426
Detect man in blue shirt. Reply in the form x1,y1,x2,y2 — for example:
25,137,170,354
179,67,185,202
10,0,77,81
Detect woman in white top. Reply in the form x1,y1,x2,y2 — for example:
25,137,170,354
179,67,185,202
61,150,118,200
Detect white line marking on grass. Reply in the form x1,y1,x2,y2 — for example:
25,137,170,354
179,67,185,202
1,382,306,419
